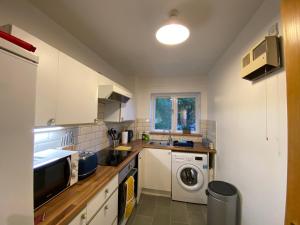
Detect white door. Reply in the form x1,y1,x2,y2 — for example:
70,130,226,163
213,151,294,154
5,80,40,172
137,150,144,203
56,52,98,125
143,148,172,192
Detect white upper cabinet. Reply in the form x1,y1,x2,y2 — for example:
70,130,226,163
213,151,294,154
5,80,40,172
3,24,59,126
120,98,135,122
56,52,98,125
103,100,135,123
4,24,131,126
34,43,59,126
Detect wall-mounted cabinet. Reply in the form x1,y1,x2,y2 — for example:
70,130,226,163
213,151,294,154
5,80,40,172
33,39,59,126
3,24,134,127
103,98,135,122
55,52,98,125
2,25,99,126
2,24,60,126
35,50,98,126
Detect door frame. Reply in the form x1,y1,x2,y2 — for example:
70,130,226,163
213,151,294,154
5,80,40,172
281,0,300,224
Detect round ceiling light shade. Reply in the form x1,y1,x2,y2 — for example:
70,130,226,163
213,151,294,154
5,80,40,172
156,23,190,45
156,9,190,45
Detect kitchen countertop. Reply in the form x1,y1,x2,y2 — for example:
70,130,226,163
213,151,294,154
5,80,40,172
34,140,215,225
142,141,216,154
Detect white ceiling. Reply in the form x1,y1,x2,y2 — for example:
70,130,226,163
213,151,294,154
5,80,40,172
29,0,264,77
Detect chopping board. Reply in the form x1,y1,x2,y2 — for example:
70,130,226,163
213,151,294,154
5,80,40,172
114,146,132,151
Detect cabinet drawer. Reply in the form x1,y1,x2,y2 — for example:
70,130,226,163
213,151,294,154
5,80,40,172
88,190,118,225
87,175,118,221
68,208,87,225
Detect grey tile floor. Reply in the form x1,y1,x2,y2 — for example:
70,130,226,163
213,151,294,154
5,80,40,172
127,194,207,225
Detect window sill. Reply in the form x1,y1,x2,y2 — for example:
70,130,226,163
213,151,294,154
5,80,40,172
149,131,202,137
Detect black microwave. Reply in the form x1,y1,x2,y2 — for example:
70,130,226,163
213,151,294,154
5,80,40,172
33,149,79,209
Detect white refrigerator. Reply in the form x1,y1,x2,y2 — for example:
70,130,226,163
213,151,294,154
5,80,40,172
0,39,38,225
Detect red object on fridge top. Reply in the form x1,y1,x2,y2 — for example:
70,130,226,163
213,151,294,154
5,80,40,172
0,30,36,52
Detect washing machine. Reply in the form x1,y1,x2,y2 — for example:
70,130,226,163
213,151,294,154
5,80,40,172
172,152,208,204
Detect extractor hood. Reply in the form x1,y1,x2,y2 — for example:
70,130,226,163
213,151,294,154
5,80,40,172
98,84,132,103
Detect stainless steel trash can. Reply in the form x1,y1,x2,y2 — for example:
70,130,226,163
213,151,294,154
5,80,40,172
207,181,238,225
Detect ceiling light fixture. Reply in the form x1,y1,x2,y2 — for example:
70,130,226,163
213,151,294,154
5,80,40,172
156,9,190,45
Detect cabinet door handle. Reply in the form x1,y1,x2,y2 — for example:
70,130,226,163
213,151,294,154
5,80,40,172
81,213,86,220
104,205,109,210
105,189,109,196
94,118,99,124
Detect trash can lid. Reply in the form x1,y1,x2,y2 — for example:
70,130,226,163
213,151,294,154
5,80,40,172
208,181,237,196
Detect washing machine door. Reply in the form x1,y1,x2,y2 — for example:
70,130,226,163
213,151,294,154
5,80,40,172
176,164,204,191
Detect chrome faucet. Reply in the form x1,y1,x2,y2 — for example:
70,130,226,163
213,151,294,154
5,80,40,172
168,130,173,146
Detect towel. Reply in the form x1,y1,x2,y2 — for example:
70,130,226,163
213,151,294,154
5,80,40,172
124,176,135,219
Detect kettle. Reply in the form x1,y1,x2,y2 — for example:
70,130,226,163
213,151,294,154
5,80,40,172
126,130,134,142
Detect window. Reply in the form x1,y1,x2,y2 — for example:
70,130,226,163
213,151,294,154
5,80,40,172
152,94,200,133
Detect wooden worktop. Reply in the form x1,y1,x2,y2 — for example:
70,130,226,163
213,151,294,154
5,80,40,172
142,141,216,154
34,140,215,225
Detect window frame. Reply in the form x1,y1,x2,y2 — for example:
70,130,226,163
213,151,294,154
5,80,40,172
151,93,200,133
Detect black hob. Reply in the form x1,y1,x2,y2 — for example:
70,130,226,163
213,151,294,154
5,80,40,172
96,149,132,166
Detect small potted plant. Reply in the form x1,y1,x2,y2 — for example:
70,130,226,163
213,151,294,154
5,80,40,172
182,126,191,134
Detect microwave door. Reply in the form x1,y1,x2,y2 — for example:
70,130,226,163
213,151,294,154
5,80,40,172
66,157,72,186
34,157,71,209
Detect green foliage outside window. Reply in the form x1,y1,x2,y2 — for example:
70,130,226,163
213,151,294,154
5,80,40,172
155,98,172,130
177,97,196,131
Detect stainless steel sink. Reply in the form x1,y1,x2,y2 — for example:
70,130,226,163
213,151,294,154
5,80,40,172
148,140,172,146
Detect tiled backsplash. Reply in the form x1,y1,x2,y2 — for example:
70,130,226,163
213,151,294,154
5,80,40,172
34,118,216,152
133,118,216,143
34,120,134,152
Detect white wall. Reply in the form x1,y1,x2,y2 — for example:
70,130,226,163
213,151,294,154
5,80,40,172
0,0,133,91
135,75,208,121
207,0,287,224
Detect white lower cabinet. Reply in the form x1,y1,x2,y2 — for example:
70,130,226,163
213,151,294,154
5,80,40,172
68,208,87,225
137,150,144,203
69,175,118,225
86,175,118,225
143,148,172,192
86,175,118,221
88,190,118,225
